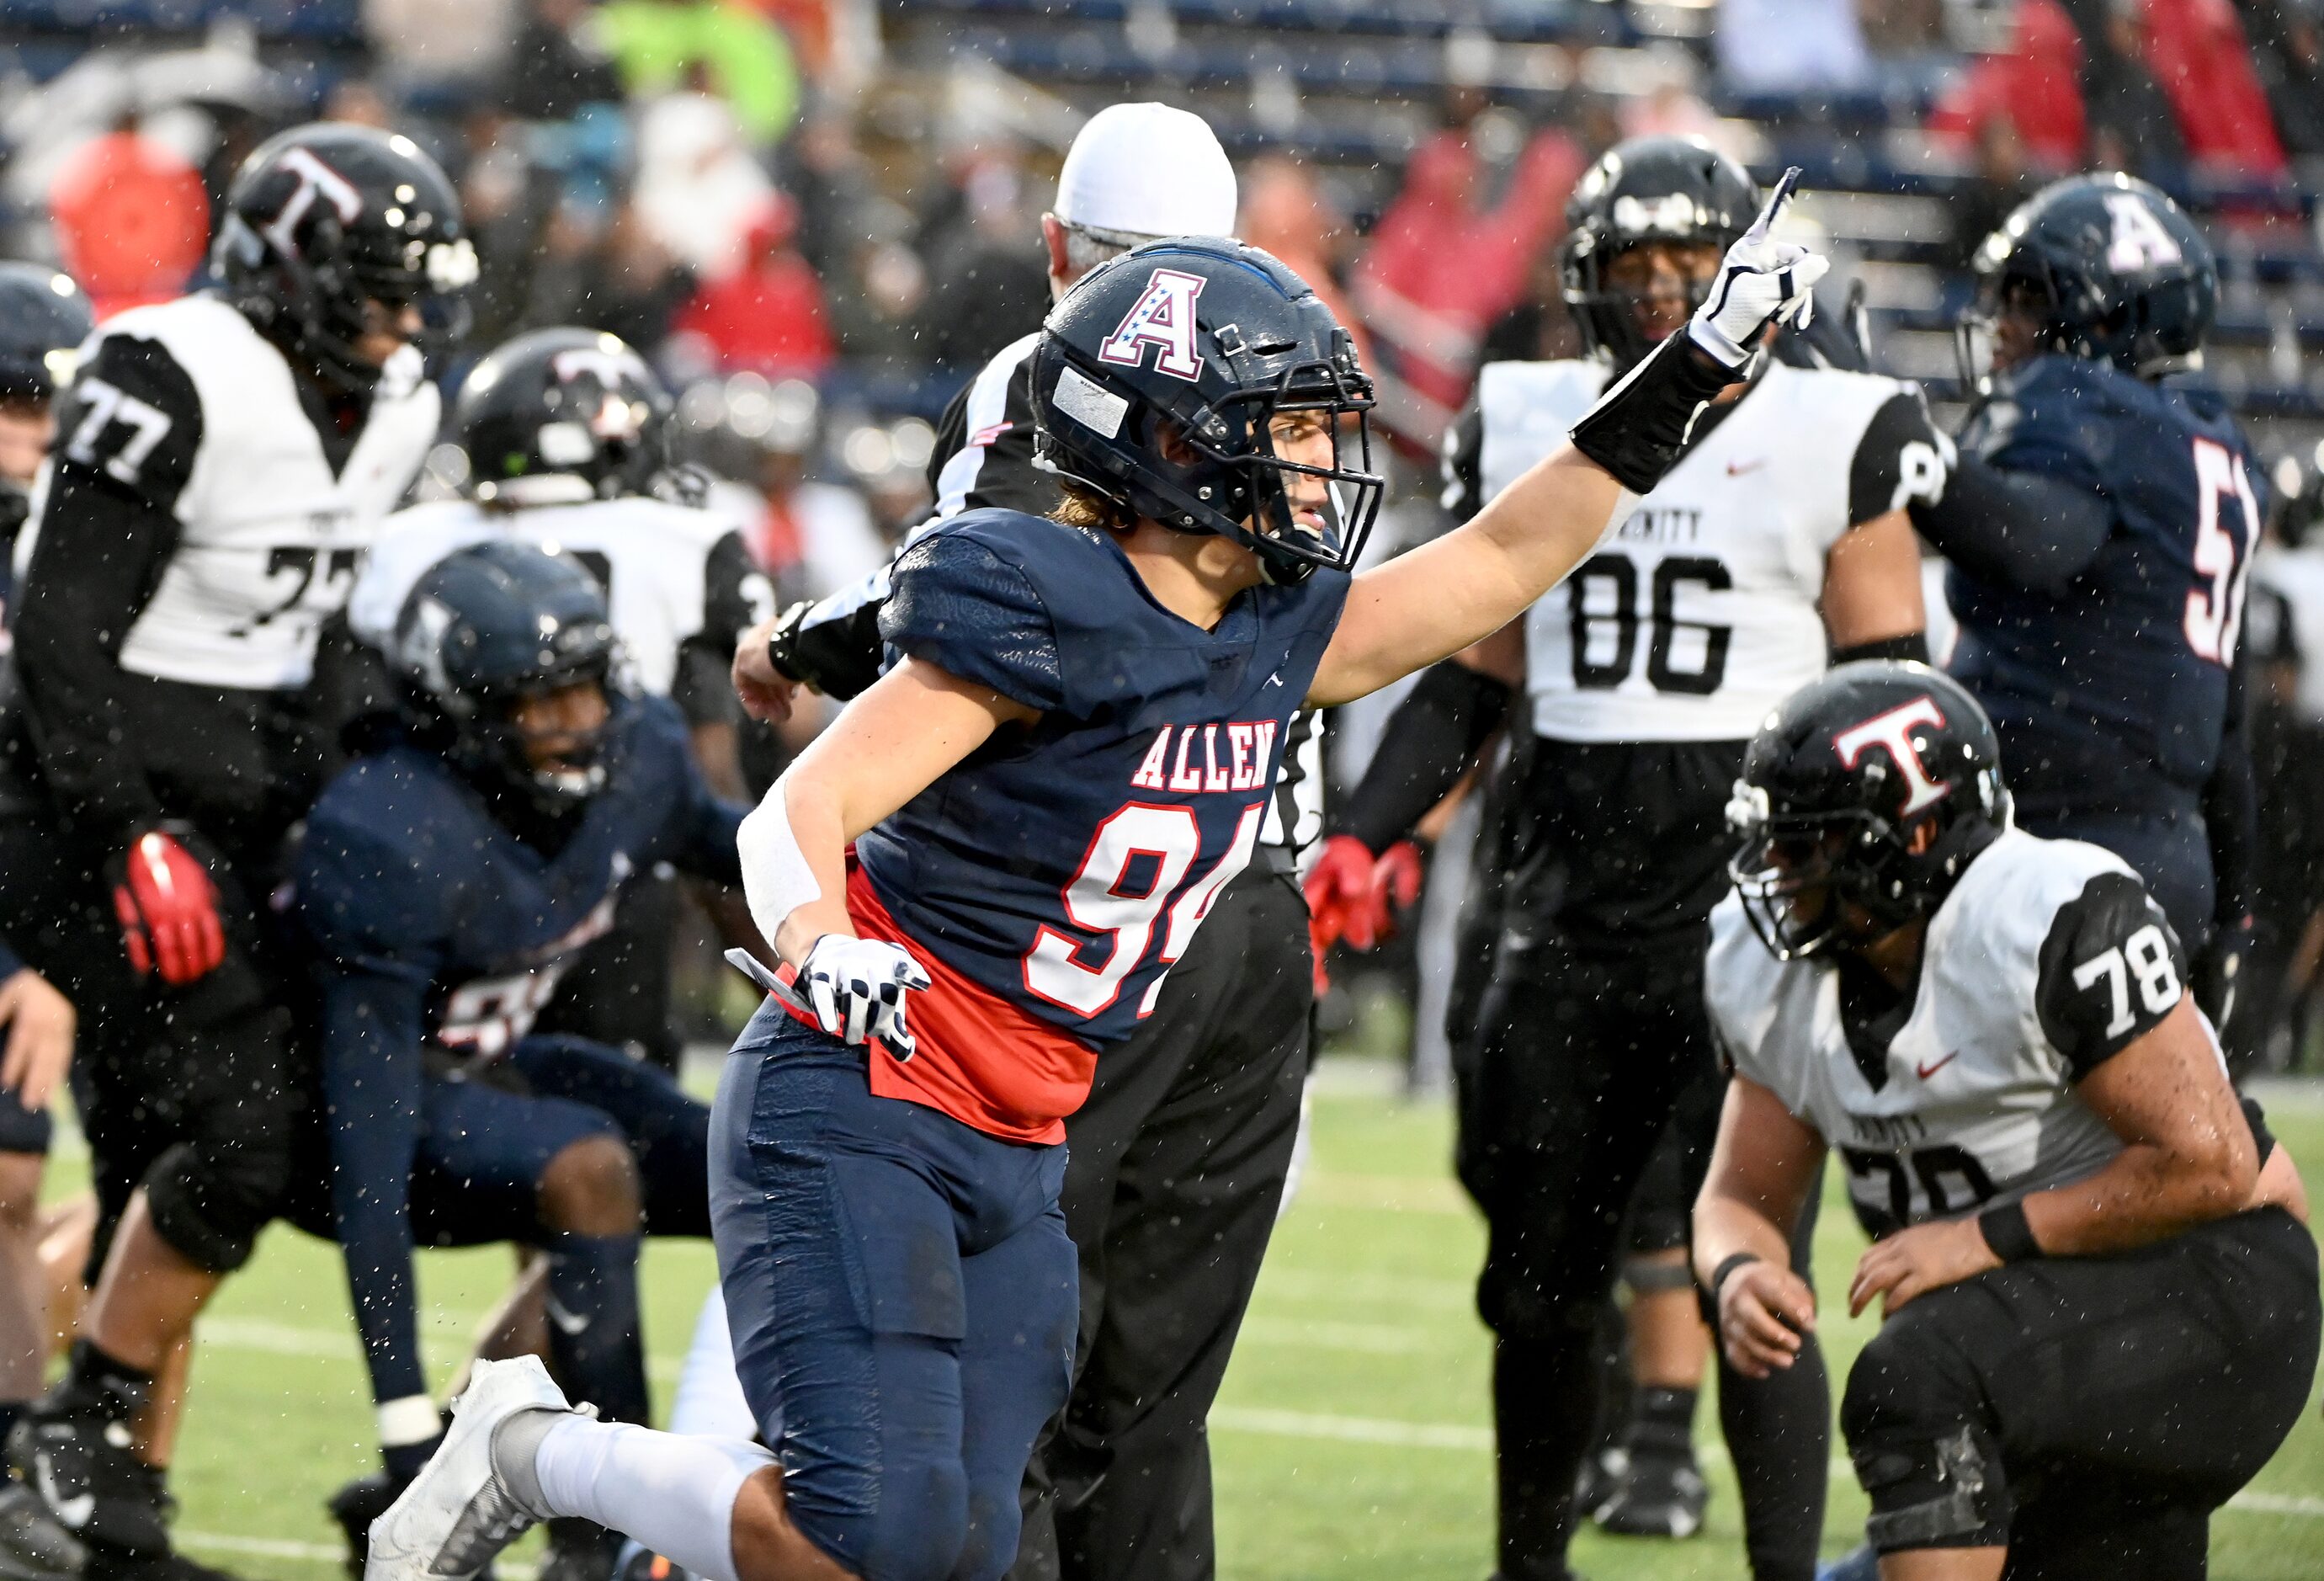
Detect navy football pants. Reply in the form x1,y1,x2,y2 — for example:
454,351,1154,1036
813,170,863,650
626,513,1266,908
711,1005,1077,1581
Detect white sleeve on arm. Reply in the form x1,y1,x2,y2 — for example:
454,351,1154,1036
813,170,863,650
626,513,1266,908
737,774,823,946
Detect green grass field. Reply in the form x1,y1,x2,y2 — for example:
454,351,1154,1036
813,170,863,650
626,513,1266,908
96,1068,2324,1579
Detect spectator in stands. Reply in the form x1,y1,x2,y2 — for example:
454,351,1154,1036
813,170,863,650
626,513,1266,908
598,0,800,147
47,119,209,317
455,101,558,346
672,196,835,378
784,112,865,276
2139,0,2289,175
914,142,1050,370
1929,0,2089,168
2236,0,2324,158
1237,154,1370,368
2063,0,2192,179
1715,0,1875,93
633,85,777,279
526,200,697,359
504,0,627,122
1353,113,1583,423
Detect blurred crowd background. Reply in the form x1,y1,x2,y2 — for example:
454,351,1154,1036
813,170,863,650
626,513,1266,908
8,0,2324,1067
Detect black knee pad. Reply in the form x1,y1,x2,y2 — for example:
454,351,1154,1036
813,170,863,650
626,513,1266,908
1843,1328,2012,1552
141,1131,292,1275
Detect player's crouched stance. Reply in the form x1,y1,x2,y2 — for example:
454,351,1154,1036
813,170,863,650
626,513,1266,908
1699,663,2320,1579
371,178,1827,1581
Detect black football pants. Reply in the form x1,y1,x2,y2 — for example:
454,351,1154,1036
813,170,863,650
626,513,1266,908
1843,1206,2319,1578
1461,931,1828,1581
0,811,302,1275
1008,865,1313,1581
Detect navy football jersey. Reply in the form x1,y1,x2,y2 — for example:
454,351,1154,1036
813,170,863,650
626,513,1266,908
859,508,1347,1060
1946,355,2266,811
298,697,743,1057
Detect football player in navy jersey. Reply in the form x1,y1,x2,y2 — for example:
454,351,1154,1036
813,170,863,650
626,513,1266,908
1910,173,2264,1027
0,261,93,631
369,190,1830,1581
0,124,472,1578
1702,663,2316,1577
296,543,738,1574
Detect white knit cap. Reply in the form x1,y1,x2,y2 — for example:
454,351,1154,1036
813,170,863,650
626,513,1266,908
1052,102,1238,240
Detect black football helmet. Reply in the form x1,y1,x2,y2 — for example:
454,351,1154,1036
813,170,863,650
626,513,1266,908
0,263,93,404
1958,173,2215,385
391,540,623,810
1561,136,1760,371
214,123,475,395
1030,237,1383,585
1727,663,2011,960
456,327,678,505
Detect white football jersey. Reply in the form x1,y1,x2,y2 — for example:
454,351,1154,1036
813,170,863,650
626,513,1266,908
74,295,440,691
353,495,773,699
1453,357,1942,743
1706,828,2205,1238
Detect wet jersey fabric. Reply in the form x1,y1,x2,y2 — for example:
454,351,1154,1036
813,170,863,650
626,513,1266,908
1706,827,2204,1239
1946,356,2266,816
6,293,437,849
353,496,769,723
1445,356,1942,744
847,508,1348,1137
1442,354,1939,941
297,696,743,1059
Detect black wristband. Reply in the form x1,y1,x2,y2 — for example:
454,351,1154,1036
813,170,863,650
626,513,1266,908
763,601,815,684
1567,331,1738,495
1709,1251,1763,1300
1977,1200,2041,1263
1832,631,1930,666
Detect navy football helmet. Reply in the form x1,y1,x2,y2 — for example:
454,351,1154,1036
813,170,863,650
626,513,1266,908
1030,237,1383,585
1561,136,1760,371
0,263,93,404
455,327,680,505
391,541,622,809
1727,663,2010,960
215,123,475,394
1959,172,2216,384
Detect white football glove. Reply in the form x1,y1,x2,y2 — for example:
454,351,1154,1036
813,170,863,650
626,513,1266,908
1688,168,1829,370
799,934,932,1058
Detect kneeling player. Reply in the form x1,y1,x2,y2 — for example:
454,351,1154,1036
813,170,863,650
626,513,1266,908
293,545,742,1564
1699,663,2320,1578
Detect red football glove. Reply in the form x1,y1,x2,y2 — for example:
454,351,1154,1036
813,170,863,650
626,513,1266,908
1370,840,1424,925
1304,834,1380,956
112,828,226,986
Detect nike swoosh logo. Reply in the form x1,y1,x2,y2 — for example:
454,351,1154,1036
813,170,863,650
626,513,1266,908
542,1295,591,1337
1915,1051,1960,1080
35,1451,93,1530
1726,458,1768,476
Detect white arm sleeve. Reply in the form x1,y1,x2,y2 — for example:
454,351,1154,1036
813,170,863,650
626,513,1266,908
737,774,824,947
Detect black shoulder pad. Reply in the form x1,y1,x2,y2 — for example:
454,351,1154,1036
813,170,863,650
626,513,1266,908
52,334,204,515
2035,869,2188,1078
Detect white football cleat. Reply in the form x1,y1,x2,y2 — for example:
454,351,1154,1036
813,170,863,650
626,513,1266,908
364,1356,581,1581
